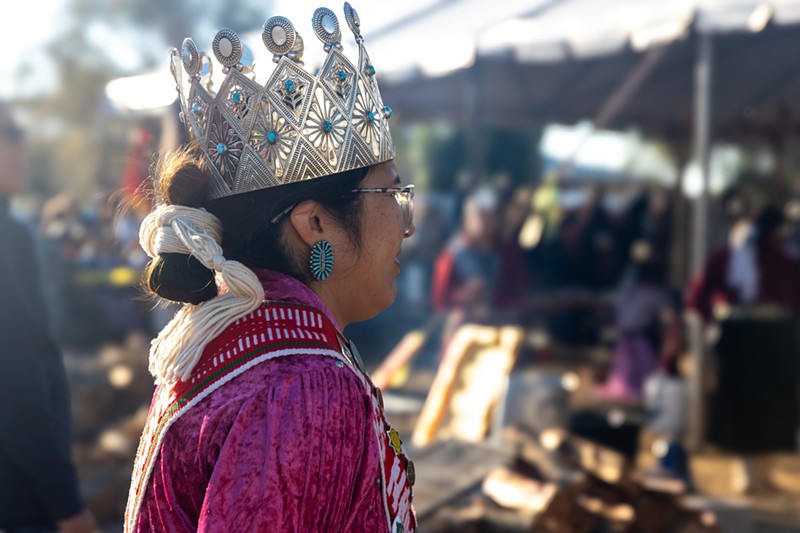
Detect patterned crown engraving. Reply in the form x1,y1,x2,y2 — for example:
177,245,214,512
237,145,281,191
206,109,244,188
249,98,298,181
187,83,212,138
352,80,381,157
320,47,358,112
220,70,260,130
304,88,348,168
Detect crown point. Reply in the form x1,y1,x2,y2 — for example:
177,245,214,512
343,2,362,38
313,8,342,49
263,17,297,57
181,38,201,76
213,29,243,67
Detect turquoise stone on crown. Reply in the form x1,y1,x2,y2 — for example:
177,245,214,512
338,70,347,80
284,80,296,92
217,143,226,154
232,90,241,103
267,131,278,144
323,121,333,133
367,111,375,122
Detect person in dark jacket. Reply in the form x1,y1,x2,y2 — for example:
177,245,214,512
0,102,96,533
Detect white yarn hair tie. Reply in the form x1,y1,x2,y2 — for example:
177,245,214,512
139,204,265,384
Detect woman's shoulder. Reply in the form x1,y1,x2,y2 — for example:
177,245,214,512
248,352,364,388
165,354,370,451
208,353,367,409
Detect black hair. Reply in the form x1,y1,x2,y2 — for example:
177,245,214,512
144,144,369,304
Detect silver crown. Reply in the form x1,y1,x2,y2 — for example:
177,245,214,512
170,3,395,201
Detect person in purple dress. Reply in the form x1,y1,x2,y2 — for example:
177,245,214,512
125,6,417,532
595,239,677,401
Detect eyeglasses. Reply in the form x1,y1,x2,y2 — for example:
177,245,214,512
351,184,415,234
0,123,24,143
270,184,416,234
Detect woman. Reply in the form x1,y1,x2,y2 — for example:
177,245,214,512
595,240,677,401
125,6,417,532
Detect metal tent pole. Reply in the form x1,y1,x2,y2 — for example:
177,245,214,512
687,30,714,453
692,32,714,280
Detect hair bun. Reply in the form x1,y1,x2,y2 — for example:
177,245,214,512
147,253,218,304
144,147,218,304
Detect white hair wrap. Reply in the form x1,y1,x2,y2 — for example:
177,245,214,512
139,204,265,384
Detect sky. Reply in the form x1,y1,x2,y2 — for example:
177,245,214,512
0,0,64,98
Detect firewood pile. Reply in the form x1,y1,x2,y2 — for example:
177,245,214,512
398,322,730,532
415,425,722,533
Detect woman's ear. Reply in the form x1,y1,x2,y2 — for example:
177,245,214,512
288,200,326,248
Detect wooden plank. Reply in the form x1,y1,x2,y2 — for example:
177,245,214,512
412,324,523,446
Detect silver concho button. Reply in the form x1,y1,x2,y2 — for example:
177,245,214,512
344,2,361,36
181,38,200,76
312,7,341,46
406,460,415,486
212,28,242,67
262,16,296,57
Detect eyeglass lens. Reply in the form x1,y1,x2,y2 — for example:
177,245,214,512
396,189,414,232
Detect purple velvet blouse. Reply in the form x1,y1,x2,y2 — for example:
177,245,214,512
132,270,413,532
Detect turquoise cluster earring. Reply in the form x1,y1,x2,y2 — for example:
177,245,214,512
310,240,334,281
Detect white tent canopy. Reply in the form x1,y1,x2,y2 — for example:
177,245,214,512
369,0,800,80
106,0,800,111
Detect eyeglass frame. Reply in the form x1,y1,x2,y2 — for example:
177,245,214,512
270,184,415,234
350,184,415,233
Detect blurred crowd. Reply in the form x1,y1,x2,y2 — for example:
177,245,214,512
386,172,800,409
11,163,800,407
387,173,678,356
10,191,154,351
